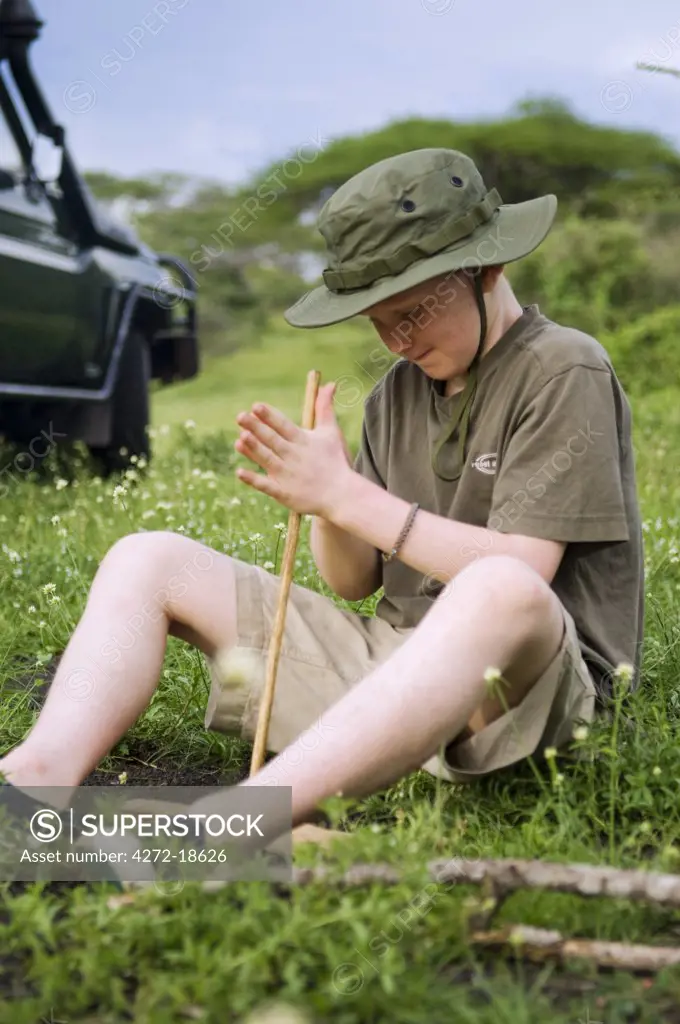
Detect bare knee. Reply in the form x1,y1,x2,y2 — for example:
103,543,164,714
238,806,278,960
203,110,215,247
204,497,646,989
87,532,238,657
95,531,224,616
446,555,559,638
99,530,192,578
443,556,564,728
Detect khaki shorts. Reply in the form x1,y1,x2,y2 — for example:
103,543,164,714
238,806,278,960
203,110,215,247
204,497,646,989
205,558,597,783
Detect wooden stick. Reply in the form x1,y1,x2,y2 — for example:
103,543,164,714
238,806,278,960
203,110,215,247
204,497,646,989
249,369,321,775
471,924,680,972
126,856,680,906
287,856,680,912
426,857,680,908
290,857,680,909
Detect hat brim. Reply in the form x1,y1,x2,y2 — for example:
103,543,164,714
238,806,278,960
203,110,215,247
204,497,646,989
284,194,557,329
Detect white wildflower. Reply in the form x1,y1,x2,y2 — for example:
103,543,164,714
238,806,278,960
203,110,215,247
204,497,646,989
615,662,634,686
55,478,68,491
572,725,589,742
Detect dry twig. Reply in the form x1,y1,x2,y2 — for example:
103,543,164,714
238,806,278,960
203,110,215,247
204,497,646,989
471,924,680,972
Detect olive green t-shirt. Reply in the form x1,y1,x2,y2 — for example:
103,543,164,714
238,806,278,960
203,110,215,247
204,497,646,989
353,304,644,700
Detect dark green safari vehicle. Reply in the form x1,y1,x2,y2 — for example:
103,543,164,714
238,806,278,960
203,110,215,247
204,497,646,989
0,0,199,471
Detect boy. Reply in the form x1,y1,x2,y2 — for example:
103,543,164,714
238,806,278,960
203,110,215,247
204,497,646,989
0,149,644,838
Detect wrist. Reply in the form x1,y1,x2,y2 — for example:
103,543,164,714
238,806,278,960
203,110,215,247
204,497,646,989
319,468,365,525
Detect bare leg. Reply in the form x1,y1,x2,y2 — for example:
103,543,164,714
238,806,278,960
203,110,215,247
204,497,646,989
237,556,566,827
0,532,239,794
2,543,565,836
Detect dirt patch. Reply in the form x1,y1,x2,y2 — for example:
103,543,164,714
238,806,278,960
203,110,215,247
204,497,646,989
81,739,241,787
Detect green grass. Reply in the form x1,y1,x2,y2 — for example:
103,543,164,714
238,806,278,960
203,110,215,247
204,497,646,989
151,315,388,451
2,320,680,1022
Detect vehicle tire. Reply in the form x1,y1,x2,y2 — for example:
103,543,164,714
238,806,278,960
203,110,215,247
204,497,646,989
90,329,151,474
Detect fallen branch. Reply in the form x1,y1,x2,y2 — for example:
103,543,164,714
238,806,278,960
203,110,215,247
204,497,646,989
471,924,680,972
425,857,680,908
295,856,680,910
120,855,680,910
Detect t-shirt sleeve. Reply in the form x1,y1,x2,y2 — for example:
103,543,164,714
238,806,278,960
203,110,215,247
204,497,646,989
488,366,630,543
353,414,386,489
352,386,388,489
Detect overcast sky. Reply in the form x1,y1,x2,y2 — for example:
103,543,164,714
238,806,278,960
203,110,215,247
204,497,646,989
14,0,680,186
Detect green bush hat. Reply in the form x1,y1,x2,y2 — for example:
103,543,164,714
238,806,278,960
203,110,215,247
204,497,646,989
284,147,557,329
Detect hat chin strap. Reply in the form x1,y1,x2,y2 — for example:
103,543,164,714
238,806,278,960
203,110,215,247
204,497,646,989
430,268,487,482
472,267,488,363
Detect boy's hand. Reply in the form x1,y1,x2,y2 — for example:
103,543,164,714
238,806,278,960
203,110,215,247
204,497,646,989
234,382,355,518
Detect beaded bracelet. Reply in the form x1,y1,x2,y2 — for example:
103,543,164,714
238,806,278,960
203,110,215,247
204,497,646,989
382,502,420,563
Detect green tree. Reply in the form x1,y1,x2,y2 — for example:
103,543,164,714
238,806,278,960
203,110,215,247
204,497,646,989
507,216,680,337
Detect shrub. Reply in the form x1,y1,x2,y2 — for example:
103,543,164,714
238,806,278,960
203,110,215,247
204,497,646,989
602,304,680,396
507,216,680,337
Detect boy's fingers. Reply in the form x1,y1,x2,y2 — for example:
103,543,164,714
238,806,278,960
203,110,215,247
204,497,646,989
236,411,289,456
236,468,284,503
235,432,281,471
252,403,299,440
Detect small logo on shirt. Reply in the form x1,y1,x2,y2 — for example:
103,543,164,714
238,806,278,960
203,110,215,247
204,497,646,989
472,452,497,475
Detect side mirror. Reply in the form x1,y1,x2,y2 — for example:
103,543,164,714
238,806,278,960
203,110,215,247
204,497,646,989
31,133,64,183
